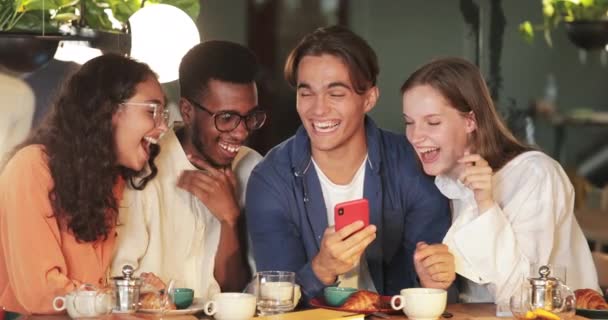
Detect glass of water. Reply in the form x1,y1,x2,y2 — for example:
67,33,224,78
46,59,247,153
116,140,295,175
256,271,295,315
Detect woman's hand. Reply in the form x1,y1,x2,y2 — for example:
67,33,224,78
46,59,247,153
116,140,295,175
457,153,495,213
413,242,456,289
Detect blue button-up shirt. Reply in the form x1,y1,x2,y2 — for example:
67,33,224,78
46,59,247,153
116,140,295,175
246,116,450,302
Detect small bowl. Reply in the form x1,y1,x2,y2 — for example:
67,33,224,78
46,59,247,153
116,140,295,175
324,287,357,307
172,288,194,309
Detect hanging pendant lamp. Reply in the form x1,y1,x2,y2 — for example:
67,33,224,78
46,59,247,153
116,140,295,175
0,0,130,73
0,2,60,73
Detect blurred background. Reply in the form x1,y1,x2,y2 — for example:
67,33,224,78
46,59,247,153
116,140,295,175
1,0,608,289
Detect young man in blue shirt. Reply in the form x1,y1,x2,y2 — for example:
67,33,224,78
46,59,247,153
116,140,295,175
246,26,455,302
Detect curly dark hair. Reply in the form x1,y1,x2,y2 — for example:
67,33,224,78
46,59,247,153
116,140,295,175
12,54,161,243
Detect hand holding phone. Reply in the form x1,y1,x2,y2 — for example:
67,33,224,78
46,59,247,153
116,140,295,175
311,199,374,284
334,198,369,232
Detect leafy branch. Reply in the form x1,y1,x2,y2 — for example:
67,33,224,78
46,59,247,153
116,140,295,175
0,0,199,33
519,0,608,46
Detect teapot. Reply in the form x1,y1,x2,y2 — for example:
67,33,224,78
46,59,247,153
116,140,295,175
52,284,113,318
110,264,142,313
510,265,576,319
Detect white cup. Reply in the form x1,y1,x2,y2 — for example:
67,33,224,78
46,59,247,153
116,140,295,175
390,288,447,320
53,290,113,318
203,293,256,320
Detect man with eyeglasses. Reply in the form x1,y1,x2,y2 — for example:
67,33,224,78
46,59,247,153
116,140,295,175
112,41,265,299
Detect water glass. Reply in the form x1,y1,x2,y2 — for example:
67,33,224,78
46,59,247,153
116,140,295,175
256,271,295,315
509,289,530,320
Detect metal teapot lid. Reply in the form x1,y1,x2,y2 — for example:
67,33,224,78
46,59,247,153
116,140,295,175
528,265,559,287
111,265,142,287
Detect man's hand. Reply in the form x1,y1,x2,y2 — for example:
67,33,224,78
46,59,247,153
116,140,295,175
413,242,455,289
177,154,240,226
312,221,376,285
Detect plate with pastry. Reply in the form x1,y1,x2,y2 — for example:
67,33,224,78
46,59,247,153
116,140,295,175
138,292,205,315
574,288,608,319
310,289,400,315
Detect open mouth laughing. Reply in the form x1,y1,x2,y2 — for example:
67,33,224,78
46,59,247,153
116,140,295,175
312,120,340,133
417,146,440,163
219,141,241,155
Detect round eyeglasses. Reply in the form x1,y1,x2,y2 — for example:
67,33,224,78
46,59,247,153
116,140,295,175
120,101,170,127
187,99,267,133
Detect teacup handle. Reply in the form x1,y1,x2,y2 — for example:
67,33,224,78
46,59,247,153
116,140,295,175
203,300,217,316
390,295,405,310
52,296,66,311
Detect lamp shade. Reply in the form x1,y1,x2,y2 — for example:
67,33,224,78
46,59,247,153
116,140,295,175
54,41,102,65
129,4,200,83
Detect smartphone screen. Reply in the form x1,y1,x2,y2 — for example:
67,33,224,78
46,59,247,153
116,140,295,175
334,198,370,232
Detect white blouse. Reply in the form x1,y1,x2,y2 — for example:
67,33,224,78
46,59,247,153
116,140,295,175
437,151,600,304
0,72,34,160
111,129,262,300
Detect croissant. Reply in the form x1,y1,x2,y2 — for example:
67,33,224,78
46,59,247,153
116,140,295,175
341,290,383,311
139,292,177,310
574,289,608,310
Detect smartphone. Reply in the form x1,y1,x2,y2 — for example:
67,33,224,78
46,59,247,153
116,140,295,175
334,198,370,232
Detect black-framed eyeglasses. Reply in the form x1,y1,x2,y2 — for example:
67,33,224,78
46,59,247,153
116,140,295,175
187,98,267,132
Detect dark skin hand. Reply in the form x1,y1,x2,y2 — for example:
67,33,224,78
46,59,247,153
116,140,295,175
177,153,250,292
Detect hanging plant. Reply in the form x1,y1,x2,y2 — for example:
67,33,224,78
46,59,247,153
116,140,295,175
1,0,75,32
0,0,199,33
519,0,608,47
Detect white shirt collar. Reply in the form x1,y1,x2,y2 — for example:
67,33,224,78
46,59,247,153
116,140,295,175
435,174,474,201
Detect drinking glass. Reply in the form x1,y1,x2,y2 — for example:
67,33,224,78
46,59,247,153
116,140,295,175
256,271,295,315
509,287,530,320
159,279,175,318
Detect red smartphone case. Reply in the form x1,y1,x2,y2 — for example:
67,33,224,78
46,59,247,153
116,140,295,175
334,198,370,232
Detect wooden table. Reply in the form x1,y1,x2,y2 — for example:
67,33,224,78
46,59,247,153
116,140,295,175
14,304,590,320
369,303,589,319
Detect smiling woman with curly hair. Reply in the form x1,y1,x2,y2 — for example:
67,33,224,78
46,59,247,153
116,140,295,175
0,54,169,315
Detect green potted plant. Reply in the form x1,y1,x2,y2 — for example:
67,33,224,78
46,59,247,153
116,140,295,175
519,0,608,50
0,0,198,72
1,0,198,33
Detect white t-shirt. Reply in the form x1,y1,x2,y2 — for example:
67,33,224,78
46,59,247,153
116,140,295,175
437,151,600,304
312,157,377,292
111,128,262,300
